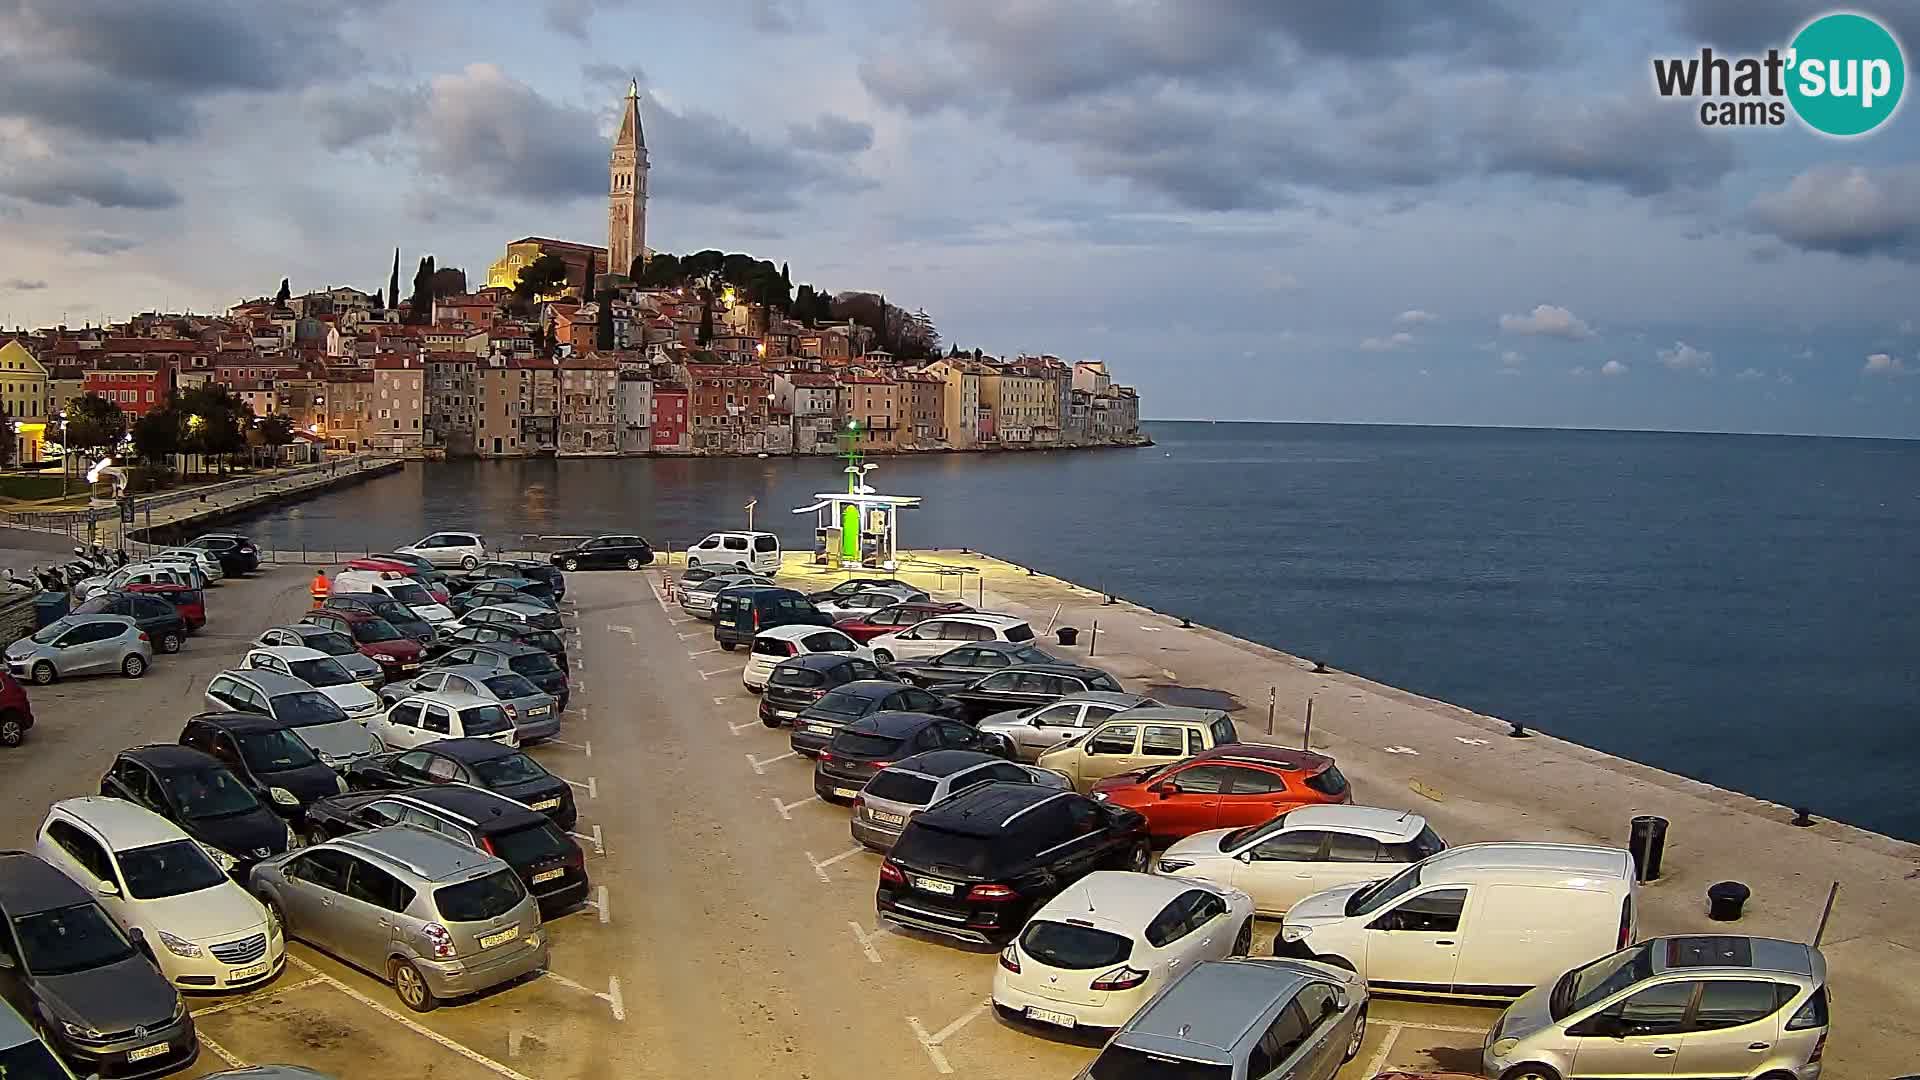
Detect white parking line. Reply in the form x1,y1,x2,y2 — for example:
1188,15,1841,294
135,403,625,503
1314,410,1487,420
547,738,592,756
729,718,762,735
190,976,327,1018
678,631,704,640
747,750,797,774
687,647,721,658
560,776,598,798
668,616,693,625
713,697,728,706
595,884,609,923
1384,745,1419,755
287,956,537,1080
199,1033,245,1068
906,1000,990,1075
568,824,605,854
848,921,882,964
606,624,633,636
772,794,821,820
541,970,627,1022
1363,1022,1402,1078
700,667,735,679
806,845,866,883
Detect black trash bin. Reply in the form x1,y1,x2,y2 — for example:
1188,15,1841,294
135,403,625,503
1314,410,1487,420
1055,627,1079,647
1628,815,1668,883
1707,881,1750,921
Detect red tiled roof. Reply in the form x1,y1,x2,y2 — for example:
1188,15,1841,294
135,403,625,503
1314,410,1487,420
788,373,839,388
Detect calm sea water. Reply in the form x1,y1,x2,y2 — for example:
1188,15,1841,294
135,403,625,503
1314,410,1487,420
228,423,1920,840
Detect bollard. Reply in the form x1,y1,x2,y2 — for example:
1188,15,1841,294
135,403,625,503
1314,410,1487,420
1310,658,1328,674
1266,688,1275,735
1179,616,1192,628
1706,881,1750,921
1088,620,1098,656
1507,721,1531,738
1302,697,1314,750
1055,627,1079,647
1628,816,1668,883
1791,807,1815,827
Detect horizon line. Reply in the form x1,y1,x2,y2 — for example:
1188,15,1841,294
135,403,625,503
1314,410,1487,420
1139,417,1919,443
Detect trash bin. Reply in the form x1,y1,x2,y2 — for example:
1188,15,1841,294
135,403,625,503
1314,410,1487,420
1707,881,1750,921
33,591,68,629
1055,627,1079,647
1628,815,1668,883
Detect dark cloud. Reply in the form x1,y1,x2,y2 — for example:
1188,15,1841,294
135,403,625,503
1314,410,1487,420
0,279,47,292
0,160,181,210
305,87,410,152
1747,165,1920,261
1480,92,1736,197
788,113,874,154
1669,0,1920,53
67,232,140,255
0,60,193,141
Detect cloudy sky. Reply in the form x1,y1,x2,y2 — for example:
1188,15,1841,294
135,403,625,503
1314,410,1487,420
1,0,1916,437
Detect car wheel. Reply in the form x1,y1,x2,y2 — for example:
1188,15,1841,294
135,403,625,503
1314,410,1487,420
1500,1066,1560,1080
624,557,641,571
1125,841,1150,873
719,641,737,652
391,958,438,1012
30,661,55,686
161,631,183,654
1343,1005,1368,1062
564,557,580,572
264,898,287,940
0,715,23,748
746,684,763,695
461,555,479,570
122,654,146,678
1231,917,1253,957
872,649,894,664
686,557,700,570
762,714,782,728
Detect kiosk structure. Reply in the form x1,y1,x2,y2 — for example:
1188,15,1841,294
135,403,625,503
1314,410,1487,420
792,435,920,570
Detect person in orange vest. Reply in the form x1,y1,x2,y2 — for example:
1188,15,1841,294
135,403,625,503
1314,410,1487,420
310,568,331,606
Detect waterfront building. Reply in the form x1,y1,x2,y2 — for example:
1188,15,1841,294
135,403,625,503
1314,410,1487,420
788,372,842,455
900,372,946,448
322,369,373,451
476,359,528,458
684,363,770,454
424,351,479,455
82,359,171,418
649,383,690,453
559,352,619,455
980,363,1048,445
841,374,901,452
1073,360,1111,395
48,364,87,425
619,369,652,455
520,358,560,453
370,354,426,456
0,340,49,463
920,358,982,449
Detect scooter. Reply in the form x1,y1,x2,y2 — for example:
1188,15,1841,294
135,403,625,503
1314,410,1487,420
35,566,65,591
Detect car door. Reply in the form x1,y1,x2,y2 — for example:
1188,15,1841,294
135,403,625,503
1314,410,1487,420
378,750,438,788
1566,979,1698,1078
1670,979,1791,1080
0,910,30,1020
67,621,121,675
1362,886,1468,991
802,630,857,656
1230,829,1330,916
1318,832,1397,895
889,620,952,661
1288,981,1353,1080
1214,765,1292,829
1014,701,1085,759
1178,889,1235,966
337,855,414,972
421,704,456,740
279,848,354,952
42,821,125,924
1246,999,1315,1080
1151,763,1232,837
933,721,986,753
1073,722,1141,789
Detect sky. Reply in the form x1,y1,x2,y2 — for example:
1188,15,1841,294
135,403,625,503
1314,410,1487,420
0,0,1916,438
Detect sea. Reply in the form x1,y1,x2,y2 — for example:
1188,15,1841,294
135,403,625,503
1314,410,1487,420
223,422,1920,842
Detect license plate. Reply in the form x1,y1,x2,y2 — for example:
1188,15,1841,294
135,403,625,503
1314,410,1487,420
530,797,561,811
833,787,859,799
479,926,520,949
230,961,270,981
870,810,906,826
400,662,420,671
532,868,565,884
773,709,797,719
913,876,957,895
529,706,550,716
1025,1006,1077,1029
127,1043,170,1063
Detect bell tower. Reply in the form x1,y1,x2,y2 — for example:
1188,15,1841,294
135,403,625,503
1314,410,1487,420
609,80,649,280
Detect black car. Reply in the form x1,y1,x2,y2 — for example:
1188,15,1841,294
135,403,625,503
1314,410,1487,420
932,663,1127,723
343,739,577,831
323,594,436,649
178,712,345,821
301,786,588,913
455,559,567,599
0,852,196,1078
437,621,571,673
789,679,962,757
449,580,553,616
759,653,886,728
71,591,189,654
889,641,1064,688
807,577,904,604
877,782,1150,947
815,712,1014,804
98,746,291,876
188,532,259,574
714,586,834,650
434,642,569,709
549,534,652,572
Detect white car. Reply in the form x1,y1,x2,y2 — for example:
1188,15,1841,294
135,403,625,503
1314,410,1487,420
1156,805,1448,918
992,870,1255,1032
74,562,195,602
34,797,283,992
742,625,874,692
867,613,1037,665
150,547,225,584
242,646,383,721
395,530,488,569
371,691,519,750
813,584,928,621
686,530,781,576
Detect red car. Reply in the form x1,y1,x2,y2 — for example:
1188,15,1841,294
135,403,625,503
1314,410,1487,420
1091,743,1352,844
299,608,426,678
0,669,32,747
833,600,973,643
124,582,206,632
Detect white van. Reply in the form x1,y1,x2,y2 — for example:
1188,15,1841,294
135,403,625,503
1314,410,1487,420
332,569,457,626
687,531,781,576
1274,842,1636,1001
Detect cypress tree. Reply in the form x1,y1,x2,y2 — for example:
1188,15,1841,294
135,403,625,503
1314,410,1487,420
388,248,401,310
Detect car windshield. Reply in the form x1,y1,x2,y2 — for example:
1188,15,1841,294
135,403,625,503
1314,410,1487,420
1220,810,1291,852
160,766,261,819
520,610,561,630
459,706,512,736
472,753,549,787
832,731,905,758
29,618,72,645
1346,860,1422,916
388,582,434,606
350,618,405,643
482,673,540,699
433,869,527,924
1086,673,1123,692
366,599,414,622
1010,645,1054,665
889,823,999,876
770,665,826,689
508,653,560,678
11,903,137,977
864,771,938,805
238,729,321,772
117,839,228,900
813,690,876,718
521,630,565,653
272,691,349,726
0,1037,67,1079
302,631,357,657
1003,623,1035,642
1019,920,1134,970
1553,944,1655,1019
1088,1047,1231,1080
287,658,353,688
490,821,572,865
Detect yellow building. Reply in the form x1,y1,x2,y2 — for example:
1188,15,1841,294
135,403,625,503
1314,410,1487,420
0,340,49,464
486,237,608,299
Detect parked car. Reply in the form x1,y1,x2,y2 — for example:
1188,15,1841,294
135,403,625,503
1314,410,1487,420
814,584,930,621
75,563,196,602
203,668,382,769
1274,842,1638,999
1073,958,1368,1080
123,582,206,634
187,532,260,575
758,653,886,728
98,746,293,876
300,786,588,914
978,691,1160,762
254,624,384,686
712,586,833,651
933,663,1128,723
1092,744,1353,844
0,851,196,1077
240,647,383,721
448,580,552,617
678,573,773,620
248,825,545,1011
685,530,780,575
459,602,562,635
4,614,151,684
456,559,565,600
432,642,570,711
329,573,456,626
1158,806,1447,917
789,680,963,757
344,740,576,830
993,871,1256,1033
148,548,224,584
372,692,519,751
34,797,282,992
806,577,903,604
833,599,974,643
0,998,74,1080
1038,707,1242,793
884,641,1062,688
322,594,436,649
851,750,1067,852
1483,935,1830,1080
394,531,488,570
742,625,873,691
71,591,189,655
815,712,1014,804
436,623,571,674
548,535,652,572
179,713,349,820
877,782,1150,947
867,613,1037,665
298,610,427,680
0,670,34,749
346,558,450,605
378,665,559,743
677,566,717,586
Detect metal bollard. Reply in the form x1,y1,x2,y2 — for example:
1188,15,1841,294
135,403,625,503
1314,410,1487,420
1628,815,1668,883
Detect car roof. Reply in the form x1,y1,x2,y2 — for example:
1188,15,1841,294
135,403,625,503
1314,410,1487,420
1193,744,1331,773
891,749,1003,778
219,667,313,694
919,781,1062,833
458,640,543,657
270,623,337,637
1276,804,1424,841
783,652,862,670
122,743,225,771
50,796,188,849
432,664,519,681
474,602,546,615
717,584,795,598
187,710,295,735
429,737,520,762
1057,691,1156,708
705,530,774,539
1649,935,1818,977
1037,870,1197,930
1003,662,1111,679
831,679,911,700
384,786,546,831
331,824,500,883
756,624,837,642
0,851,92,913
1414,842,1633,882
64,613,136,626
971,640,1046,654
248,645,328,662
1122,959,1319,1055
848,710,947,736
1105,706,1229,726
931,612,1027,628
400,690,497,710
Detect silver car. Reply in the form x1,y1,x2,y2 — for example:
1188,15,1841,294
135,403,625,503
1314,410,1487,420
1484,935,1830,1080
977,690,1160,762
249,824,546,1012
678,573,773,619
1076,958,1368,1080
254,625,384,687
377,665,560,742
852,750,1067,851
5,614,152,684
205,668,382,770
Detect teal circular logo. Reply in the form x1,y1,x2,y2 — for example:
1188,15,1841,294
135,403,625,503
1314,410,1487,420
1787,12,1906,136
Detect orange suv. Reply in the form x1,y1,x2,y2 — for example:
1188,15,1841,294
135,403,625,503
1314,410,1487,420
1090,742,1351,844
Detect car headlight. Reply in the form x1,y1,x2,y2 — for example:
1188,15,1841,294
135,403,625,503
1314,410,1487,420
285,822,299,849
1091,792,1109,802
1157,858,1194,873
1279,924,1309,943
372,653,397,662
336,774,349,793
158,930,204,958
61,1020,103,1040
1491,1038,1519,1058
370,734,385,754
269,786,300,806
202,844,237,872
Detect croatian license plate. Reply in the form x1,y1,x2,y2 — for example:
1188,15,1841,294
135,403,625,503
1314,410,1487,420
833,787,859,799
231,961,270,981
529,706,550,716
531,797,561,811
913,876,957,895
1025,1006,1076,1029
479,926,520,949
532,868,565,885
400,662,420,671
773,709,797,719
871,810,906,826
127,1043,170,1063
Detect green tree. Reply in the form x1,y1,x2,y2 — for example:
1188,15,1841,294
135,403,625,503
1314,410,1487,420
596,292,616,351
64,393,127,456
0,410,15,468
407,256,436,322
131,405,181,468
175,384,248,473
697,289,714,345
514,254,571,300
388,247,401,311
